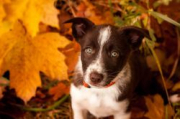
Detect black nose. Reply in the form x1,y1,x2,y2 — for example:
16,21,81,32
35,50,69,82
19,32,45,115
90,72,103,84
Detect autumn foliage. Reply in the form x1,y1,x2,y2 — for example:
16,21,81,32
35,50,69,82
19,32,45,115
0,0,180,118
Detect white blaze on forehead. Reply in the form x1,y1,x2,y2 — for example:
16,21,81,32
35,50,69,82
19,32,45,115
98,26,111,46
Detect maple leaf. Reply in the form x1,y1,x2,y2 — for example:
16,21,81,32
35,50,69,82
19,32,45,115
144,94,164,119
1,0,29,36
1,0,60,37
21,0,43,37
0,1,13,36
0,21,70,102
41,0,60,29
0,2,5,23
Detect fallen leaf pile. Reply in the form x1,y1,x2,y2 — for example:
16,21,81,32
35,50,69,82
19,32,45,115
0,0,180,118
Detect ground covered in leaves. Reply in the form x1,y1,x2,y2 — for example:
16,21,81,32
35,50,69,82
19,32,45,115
0,0,180,119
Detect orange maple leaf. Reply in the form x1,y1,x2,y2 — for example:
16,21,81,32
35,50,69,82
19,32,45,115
49,82,70,101
144,94,165,119
0,21,70,102
61,40,81,73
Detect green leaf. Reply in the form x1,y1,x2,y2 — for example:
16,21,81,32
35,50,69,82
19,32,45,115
153,1,161,8
149,10,180,27
148,28,156,42
114,17,124,27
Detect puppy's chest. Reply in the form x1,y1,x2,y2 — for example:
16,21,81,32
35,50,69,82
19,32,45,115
71,84,129,117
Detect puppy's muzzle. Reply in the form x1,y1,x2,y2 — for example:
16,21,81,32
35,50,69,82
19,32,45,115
89,72,103,85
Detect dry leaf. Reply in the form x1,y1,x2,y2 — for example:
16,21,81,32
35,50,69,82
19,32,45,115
144,94,164,119
0,21,70,102
49,82,70,101
146,49,166,71
76,0,114,25
61,40,80,73
172,82,180,91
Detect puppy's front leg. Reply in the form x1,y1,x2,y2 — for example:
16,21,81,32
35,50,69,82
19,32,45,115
72,102,87,119
114,112,131,119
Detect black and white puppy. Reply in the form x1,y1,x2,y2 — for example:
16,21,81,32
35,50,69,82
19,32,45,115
65,17,168,119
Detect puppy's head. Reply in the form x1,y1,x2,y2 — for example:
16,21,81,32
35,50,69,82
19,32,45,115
65,17,149,88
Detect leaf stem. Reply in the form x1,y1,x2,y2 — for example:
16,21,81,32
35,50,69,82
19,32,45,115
146,39,171,106
168,28,180,80
21,94,69,112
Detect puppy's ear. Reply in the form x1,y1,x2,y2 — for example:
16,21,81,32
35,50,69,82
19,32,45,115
64,17,95,41
120,26,150,49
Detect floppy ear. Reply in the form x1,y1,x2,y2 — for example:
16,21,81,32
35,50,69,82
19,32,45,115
64,17,95,41
120,26,150,49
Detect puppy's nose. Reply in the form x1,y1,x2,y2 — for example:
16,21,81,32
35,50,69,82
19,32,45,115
90,72,103,84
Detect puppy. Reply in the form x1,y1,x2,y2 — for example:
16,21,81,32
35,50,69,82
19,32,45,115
65,17,168,119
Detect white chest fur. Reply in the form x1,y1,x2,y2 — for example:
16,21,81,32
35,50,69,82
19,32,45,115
71,82,130,118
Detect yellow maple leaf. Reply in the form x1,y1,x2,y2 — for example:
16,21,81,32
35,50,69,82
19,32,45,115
41,0,60,28
3,0,29,22
22,0,43,37
0,21,70,102
0,21,14,36
0,1,13,36
1,0,59,37
0,3,5,23
1,0,38,36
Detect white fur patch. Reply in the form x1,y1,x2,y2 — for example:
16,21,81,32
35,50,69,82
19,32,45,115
71,63,131,118
169,94,180,103
84,59,106,86
71,82,130,118
75,55,83,75
98,26,111,46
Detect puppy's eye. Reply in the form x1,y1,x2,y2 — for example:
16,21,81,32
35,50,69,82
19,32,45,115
111,51,119,57
85,47,94,55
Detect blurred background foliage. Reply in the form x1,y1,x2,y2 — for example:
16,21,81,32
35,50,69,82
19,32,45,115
0,0,180,118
